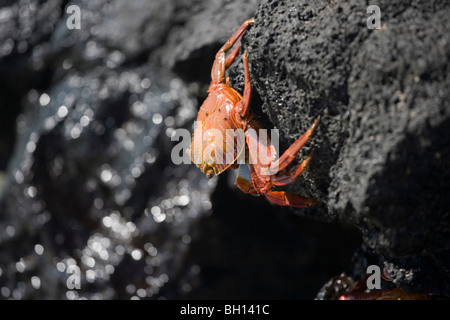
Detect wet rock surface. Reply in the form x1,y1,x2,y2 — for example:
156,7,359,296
236,0,450,297
0,0,361,300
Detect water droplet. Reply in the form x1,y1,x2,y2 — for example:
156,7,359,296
39,93,50,106
123,139,135,151
31,276,41,289
63,59,73,70
80,115,90,127
152,113,162,125
66,290,78,300
57,105,68,118
131,249,143,261
126,222,136,233
1,287,10,298
82,256,95,268
34,244,44,255
191,265,201,274
100,169,112,183
143,136,153,147
182,283,192,293
93,198,104,209
26,141,36,153
125,284,136,295
115,245,125,256
15,261,25,273
160,274,169,283
102,216,113,228
164,116,175,127
131,166,142,178
86,269,96,282
6,225,15,237
150,206,160,215
26,185,37,198
70,125,82,139
56,262,66,272
141,78,151,89
178,195,190,206
44,117,56,131
14,171,24,184
105,264,114,275
181,234,191,244
154,213,166,223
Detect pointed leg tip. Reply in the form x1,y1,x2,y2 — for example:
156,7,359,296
313,115,321,128
306,197,318,206
306,149,317,160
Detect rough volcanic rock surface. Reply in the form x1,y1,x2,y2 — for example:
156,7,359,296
233,0,450,297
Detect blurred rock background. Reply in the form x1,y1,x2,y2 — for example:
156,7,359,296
0,0,448,300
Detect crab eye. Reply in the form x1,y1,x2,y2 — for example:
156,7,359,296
205,168,214,179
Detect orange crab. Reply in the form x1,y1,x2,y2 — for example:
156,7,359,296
187,18,320,208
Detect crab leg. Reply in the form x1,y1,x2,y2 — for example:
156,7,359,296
239,147,317,207
244,118,319,207
225,39,241,67
245,116,320,183
265,190,317,208
225,39,242,85
268,116,321,173
238,51,252,119
210,19,255,85
270,151,315,186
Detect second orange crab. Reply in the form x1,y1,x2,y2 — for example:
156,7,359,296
188,18,320,208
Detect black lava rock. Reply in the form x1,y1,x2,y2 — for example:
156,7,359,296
234,0,450,297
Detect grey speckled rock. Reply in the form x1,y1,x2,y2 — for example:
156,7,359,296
233,0,450,297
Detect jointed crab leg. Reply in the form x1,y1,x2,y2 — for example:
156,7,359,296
269,116,321,173
234,158,317,208
225,39,241,67
238,51,252,119
241,117,319,207
245,117,319,182
270,151,315,186
235,169,317,208
210,19,255,85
